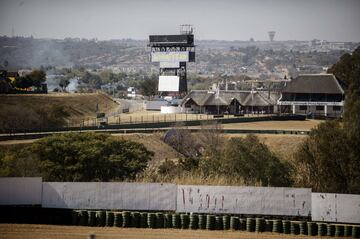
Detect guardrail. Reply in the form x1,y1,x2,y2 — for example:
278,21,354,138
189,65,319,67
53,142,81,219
0,115,307,141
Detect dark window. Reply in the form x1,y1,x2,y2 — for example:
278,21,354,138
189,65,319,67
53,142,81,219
299,105,307,111
316,106,324,111
333,106,341,111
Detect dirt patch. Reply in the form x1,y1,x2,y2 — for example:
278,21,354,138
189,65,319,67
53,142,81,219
0,224,317,239
221,120,322,131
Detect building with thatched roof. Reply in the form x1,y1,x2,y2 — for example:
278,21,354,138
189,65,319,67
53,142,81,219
181,90,279,114
278,74,345,117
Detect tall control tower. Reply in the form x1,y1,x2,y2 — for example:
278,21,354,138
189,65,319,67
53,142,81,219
148,25,195,96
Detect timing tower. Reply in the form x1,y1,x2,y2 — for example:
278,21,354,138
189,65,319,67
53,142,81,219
148,25,195,96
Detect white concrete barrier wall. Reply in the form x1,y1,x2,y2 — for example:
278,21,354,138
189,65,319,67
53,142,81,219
177,185,311,216
312,193,360,223
0,177,42,205
42,182,177,211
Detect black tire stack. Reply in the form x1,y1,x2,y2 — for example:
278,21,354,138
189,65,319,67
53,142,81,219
246,218,255,232
147,213,156,228
317,223,327,236
198,214,206,230
327,224,335,237
273,219,282,233
265,219,273,232
255,218,265,232
97,211,106,227
122,211,131,228
282,220,291,234
290,221,300,235
131,212,140,228
344,225,352,237
140,212,148,228
180,214,189,229
114,212,123,227
164,213,172,228
307,222,317,236
230,216,239,230
223,215,230,230
79,210,88,226
189,214,198,230
172,214,181,229
335,224,344,237
206,215,215,230
215,216,222,230
299,221,307,235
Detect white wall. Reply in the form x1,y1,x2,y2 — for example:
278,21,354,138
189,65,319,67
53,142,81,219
177,185,311,216
0,177,42,205
312,193,360,223
161,106,182,114
42,182,177,211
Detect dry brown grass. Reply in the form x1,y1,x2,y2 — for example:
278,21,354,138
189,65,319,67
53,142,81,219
0,224,320,239
220,120,322,131
0,92,119,129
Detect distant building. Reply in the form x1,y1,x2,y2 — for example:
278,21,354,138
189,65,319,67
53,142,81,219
278,74,345,117
181,90,279,114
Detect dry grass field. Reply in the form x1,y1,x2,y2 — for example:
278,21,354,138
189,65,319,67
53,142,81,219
0,93,119,129
220,120,322,131
0,224,321,239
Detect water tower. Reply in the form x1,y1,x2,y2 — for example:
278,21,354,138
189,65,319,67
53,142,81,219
268,31,276,41
148,25,195,96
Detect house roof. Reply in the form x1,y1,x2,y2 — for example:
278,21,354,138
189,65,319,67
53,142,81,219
282,74,344,94
182,90,280,107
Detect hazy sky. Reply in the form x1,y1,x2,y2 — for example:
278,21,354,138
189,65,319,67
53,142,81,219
0,0,359,41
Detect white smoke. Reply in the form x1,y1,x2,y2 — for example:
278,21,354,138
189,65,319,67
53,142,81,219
67,78,79,92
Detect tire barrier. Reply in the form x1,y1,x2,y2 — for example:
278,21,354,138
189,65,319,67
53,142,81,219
239,218,246,231
147,213,156,229
131,212,140,228
273,219,282,233
215,216,222,230
106,212,114,227
164,213,172,228
299,221,307,235
222,215,230,230
335,224,344,237
172,214,181,229
122,211,130,228
230,216,239,230
69,209,360,238
246,218,255,232
189,214,198,230
97,211,106,227
114,212,122,227
72,210,79,225
79,210,88,226
291,221,300,235
140,212,148,228
180,214,189,229
327,224,335,237
265,219,273,232
307,221,317,236
156,213,164,229
282,220,291,234
198,214,206,230
206,215,215,230
255,218,265,232
317,223,327,236
344,225,352,237
88,211,96,227
352,226,360,238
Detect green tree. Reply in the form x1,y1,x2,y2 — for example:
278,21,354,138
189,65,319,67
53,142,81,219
222,135,293,186
59,77,70,91
30,132,153,181
139,77,157,97
294,47,360,193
